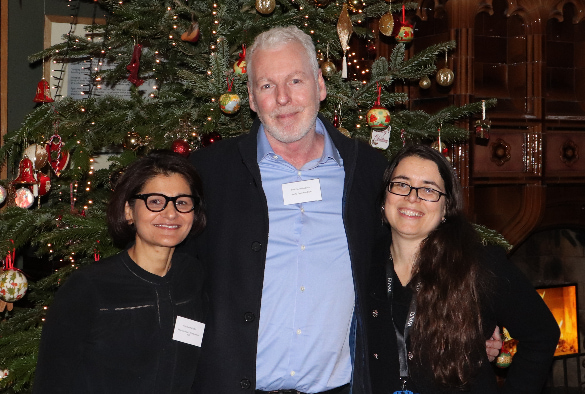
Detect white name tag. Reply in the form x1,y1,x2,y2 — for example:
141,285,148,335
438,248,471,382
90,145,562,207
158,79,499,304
282,178,323,205
172,316,205,347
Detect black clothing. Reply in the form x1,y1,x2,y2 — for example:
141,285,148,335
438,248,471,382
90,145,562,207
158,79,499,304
367,244,560,394
187,114,389,393
34,249,207,394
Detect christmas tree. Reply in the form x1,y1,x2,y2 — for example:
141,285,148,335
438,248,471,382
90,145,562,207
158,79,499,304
0,0,505,391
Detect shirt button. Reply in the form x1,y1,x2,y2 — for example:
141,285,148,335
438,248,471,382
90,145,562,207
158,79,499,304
373,353,379,359
297,329,301,335
300,286,305,292
300,245,305,251
272,155,278,159
244,312,255,322
297,171,301,176
290,371,295,376
300,206,304,213
251,241,262,252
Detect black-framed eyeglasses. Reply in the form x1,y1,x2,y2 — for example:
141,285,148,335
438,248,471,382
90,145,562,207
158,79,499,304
131,193,199,213
388,182,446,202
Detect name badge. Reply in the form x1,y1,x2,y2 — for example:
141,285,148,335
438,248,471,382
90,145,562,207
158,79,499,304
172,316,205,347
282,178,322,205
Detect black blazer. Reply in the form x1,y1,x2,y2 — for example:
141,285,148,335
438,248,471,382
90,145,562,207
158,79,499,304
187,114,389,393
366,243,560,394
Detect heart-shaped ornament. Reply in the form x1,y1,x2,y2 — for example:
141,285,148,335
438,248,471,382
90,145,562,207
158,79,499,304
45,136,70,176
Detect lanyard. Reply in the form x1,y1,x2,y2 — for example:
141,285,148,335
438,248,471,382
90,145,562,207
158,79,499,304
386,254,420,386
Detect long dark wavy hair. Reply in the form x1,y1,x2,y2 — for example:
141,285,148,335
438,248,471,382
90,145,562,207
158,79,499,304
380,144,487,389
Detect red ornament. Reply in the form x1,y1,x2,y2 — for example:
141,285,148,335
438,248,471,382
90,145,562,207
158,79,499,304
366,83,391,129
46,134,70,177
333,112,340,128
37,173,51,196
200,132,222,147
395,5,414,44
172,139,191,157
127,44,145,87
233,45,247,75
33,78,54,103
12,158,37,185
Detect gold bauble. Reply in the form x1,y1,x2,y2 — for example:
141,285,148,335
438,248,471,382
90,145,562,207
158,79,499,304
321,61,337,77
436,67,455,87
379,13,395,36
419,75,431,89
256,0,275,14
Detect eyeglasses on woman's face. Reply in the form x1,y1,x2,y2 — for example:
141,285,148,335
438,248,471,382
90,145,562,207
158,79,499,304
131,193,198,213
387,182,446,202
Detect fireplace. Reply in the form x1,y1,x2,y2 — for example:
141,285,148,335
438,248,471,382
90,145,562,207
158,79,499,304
503,284,578,357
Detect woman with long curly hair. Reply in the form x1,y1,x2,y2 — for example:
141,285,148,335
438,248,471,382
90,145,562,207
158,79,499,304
367,144,559,393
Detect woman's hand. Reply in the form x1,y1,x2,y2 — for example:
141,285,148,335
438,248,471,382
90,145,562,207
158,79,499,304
486,326,502,362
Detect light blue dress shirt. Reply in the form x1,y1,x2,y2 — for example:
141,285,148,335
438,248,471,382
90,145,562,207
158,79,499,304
255,119,354,392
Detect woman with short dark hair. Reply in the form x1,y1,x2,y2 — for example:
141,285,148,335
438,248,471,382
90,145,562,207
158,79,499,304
34,150,207,393
367,144,559,393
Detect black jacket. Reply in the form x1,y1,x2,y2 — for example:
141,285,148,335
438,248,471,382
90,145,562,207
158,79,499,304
188,114,389,393
366,243,560,394
34,249,207,393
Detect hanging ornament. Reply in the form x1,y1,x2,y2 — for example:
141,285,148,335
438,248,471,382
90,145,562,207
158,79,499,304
33,77,54,103
124,131,142,150
395,5,414,43
321,60,336,77
200,131,222,147
431,125,450,161
126,44,145,87
367,83,391,129
14,188,35,209
321,44,337,77
475,99,491,146
337,3,353,79
496,350,513,368
233,45,247,75
0,242,27,303
0,185,6,205
181,20,201,43
256,0,276,14
12,157,37,186
46,133,70,176
37,173,51,196
436,51,454,87
0,369,9,380
172,139,191,157
379,12,395,36
24,143,49,170
419,75,431,89
219,77,241,115
0,269,28,303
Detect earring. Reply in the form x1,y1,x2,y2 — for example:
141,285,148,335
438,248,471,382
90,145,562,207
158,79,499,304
441,217,446,223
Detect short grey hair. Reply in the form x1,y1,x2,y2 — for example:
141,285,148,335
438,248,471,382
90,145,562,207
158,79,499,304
247,25,319,84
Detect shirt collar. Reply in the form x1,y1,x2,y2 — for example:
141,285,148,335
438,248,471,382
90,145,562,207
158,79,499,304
256,118,342,166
